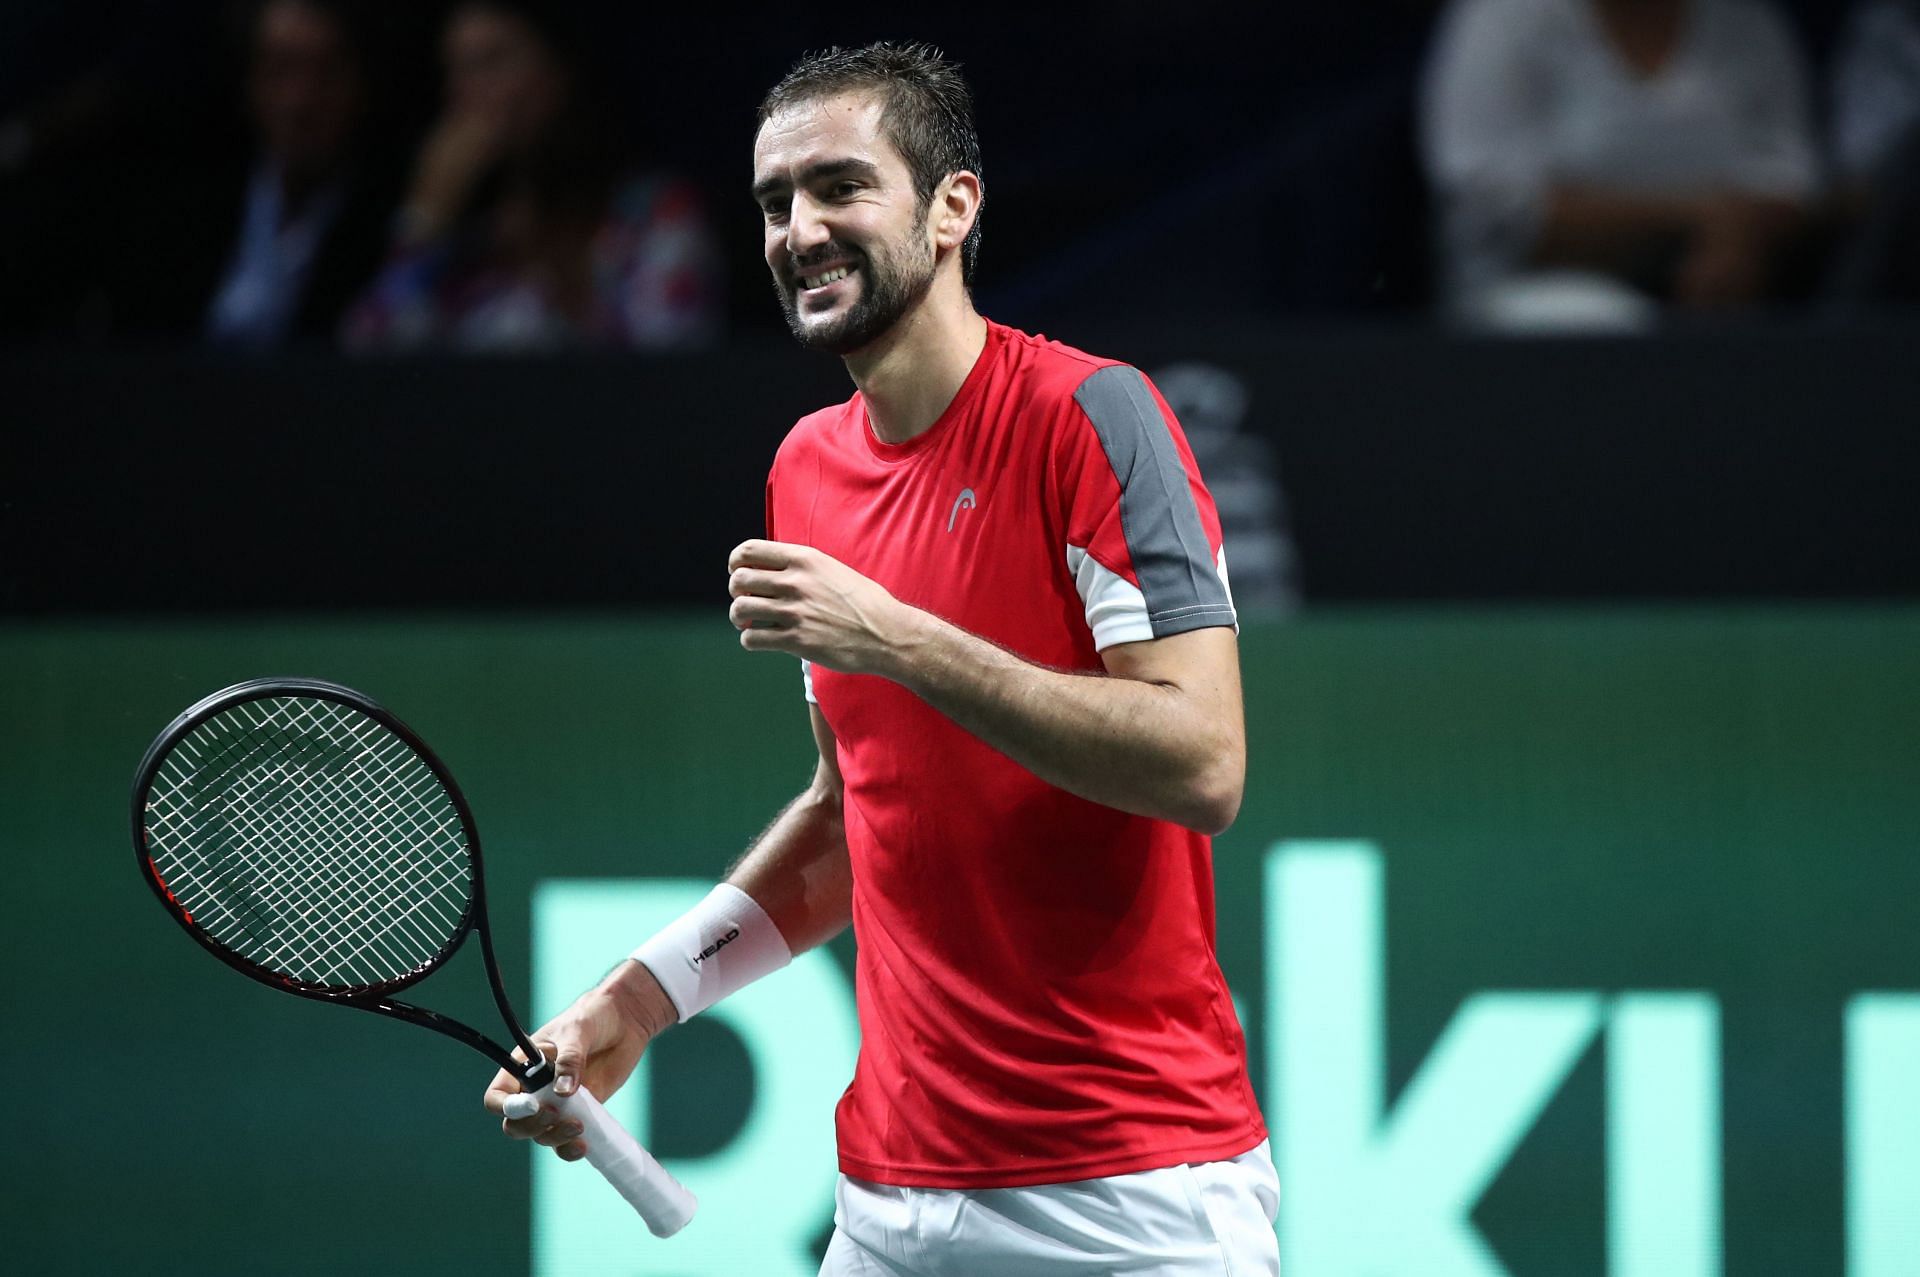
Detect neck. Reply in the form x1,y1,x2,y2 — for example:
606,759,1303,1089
844,275,989,445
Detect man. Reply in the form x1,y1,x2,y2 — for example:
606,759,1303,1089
204,0,395,347
485,43,1277,1275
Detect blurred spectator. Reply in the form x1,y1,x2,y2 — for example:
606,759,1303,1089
204,0,400,348
1826,0,1920,304
1420,0,1822,330
344,0,721,353
0,0,406,345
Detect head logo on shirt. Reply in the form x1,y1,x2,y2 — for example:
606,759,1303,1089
947,488,978,533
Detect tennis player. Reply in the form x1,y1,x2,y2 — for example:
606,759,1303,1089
486,42,1278,1275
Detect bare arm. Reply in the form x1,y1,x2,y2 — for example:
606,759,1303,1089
724,706,854,954
483,706,850,1157
1530,186,1808,306
1529,186,1705,276
883,614,1243,834
728,539,1246,835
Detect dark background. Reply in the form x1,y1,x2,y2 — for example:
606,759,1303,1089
3,0,1910,615
0,0,1867,333
8,321,1918,615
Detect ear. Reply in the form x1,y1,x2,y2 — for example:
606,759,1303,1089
929,170,982,256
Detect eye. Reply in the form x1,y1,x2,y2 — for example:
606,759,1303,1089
830,180,862,199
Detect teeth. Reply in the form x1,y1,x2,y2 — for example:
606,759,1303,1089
801,266,852,289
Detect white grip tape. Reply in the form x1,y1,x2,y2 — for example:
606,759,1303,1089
630,882,792,1021
530,1078,697,1238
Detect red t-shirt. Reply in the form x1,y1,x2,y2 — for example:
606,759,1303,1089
765,320,1264,1188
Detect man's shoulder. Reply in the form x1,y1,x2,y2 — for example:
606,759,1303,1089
773,394,860,467
994,321,1128,401
993,324,1186,451
989,325,1167,452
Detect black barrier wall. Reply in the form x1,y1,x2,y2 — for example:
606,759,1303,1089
7,324,1917,613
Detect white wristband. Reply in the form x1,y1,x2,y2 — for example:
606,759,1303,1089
631,883,792,1021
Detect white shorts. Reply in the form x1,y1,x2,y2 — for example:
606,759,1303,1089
819,1141,1280,1277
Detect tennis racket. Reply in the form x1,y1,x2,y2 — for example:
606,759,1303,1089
131,676,696,1238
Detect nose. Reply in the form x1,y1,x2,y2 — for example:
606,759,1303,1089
786,191,831,258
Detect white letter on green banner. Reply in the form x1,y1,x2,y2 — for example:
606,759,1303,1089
1848,994,1920,1277
1268,841,1603,1277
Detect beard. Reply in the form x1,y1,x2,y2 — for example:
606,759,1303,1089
774,221,938,357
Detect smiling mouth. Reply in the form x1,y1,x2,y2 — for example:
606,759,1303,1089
798,263,856,291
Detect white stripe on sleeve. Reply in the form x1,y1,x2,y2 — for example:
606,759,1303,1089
1067,543,1235,651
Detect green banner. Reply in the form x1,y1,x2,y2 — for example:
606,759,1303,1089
4,609,1914,1275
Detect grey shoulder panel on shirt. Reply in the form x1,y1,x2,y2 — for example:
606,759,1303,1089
1072,365,1236,638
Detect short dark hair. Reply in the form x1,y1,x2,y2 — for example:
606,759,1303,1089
758,42,984,285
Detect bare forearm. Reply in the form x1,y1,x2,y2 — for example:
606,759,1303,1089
726,782,852,954
726,538,1245,834
1531,186,1702,274
601,771,848,1037
876,611,1243,834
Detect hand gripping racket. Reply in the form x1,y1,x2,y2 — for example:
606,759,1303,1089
131,677,696,1238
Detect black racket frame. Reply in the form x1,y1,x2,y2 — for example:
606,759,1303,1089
131,677,557,1089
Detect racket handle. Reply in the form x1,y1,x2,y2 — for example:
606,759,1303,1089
532,1079,697,1238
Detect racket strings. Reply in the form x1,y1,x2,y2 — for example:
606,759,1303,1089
210,710,463,971
143,696,474,992
158,699,469,985
215,699,471,979
149,701,452,983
